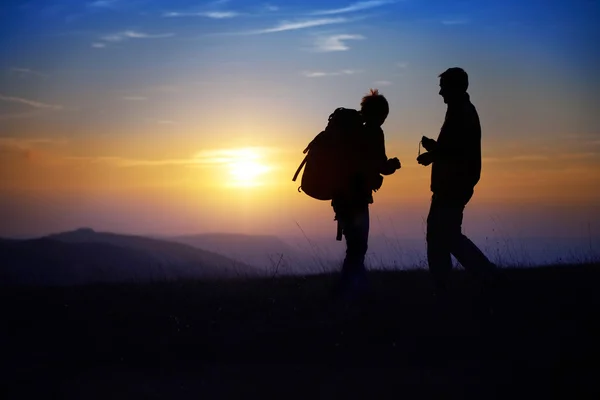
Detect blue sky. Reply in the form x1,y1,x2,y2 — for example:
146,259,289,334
1,0,598,134
1,1,598,121
0,0,599,237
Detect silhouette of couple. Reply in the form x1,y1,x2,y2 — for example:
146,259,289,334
333,67,497,301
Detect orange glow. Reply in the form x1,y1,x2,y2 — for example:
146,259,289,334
1,129,599,237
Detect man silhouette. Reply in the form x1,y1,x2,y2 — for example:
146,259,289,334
333,89,401,298
417,68,497,299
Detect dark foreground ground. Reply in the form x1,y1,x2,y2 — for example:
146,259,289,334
1,264,599,399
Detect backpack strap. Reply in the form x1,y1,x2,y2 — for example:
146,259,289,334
292,131,325,182
292,154,308,182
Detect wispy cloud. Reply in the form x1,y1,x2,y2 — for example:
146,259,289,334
163,11,240,18
194,147,274,165
442,18,469,25
9,68,48,78
0,137,68,151
247,17,351,34
482,157,502,163
163,0,241,19
101,30,174,42
373,80,392,86
302,69,361,78
485,152,598,163
67,156,191,167
88,0,119,8
0,94,63,110
91,42,106,48
313,34,364,52
511,155,549,162
557,152,598,160
311,1,394,15
396,61,409,69
210,16,363,36
0,137,68,162
122,96,147,101
68,147,275,168
264,4,279,12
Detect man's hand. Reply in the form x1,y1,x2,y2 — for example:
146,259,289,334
417,152,434,166
389,157,401,171
421,136,437,152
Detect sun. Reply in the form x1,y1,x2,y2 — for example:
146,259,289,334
229,159,271,187
193,147,273,188
224,148,272,187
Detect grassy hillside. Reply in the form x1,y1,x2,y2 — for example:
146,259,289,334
1,263,599,399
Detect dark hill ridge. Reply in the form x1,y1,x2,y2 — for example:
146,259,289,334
46,228,257,273
0,238,166,285
0,229,259,286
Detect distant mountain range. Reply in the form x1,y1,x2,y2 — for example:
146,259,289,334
0,228,259,286
3,227,596,287
166,233,305,271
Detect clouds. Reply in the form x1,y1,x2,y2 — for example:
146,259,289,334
0,94,63,110
249,17,351,34
313,34,364,52
9,68,48,78
511,155,549,162
0,137,68,151
158,1,388,48
441,18,469,25
88,0,120,8
100,30,174,42
310,1,395,16
194,148,264,165
373,80,392,86
302,69,361,78
163,0,241,19
163,11,240,19
67,156,192,167
0,137,68,162
0,94,63,120
162,1,282,19
93,30,174,48
558,152,598,161
485,152,599,163
263,4,279,12
68,147,276,169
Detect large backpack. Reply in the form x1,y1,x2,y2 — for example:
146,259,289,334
292,108,364,201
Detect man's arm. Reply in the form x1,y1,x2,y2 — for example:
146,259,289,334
424,107,480,162
373,129,400,175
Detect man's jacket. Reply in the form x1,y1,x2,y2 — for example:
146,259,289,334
431,93,482,195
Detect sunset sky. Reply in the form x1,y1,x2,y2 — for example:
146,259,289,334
1,0,599,240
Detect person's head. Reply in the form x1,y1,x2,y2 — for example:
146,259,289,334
360,88,389,126
438,67,469,104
